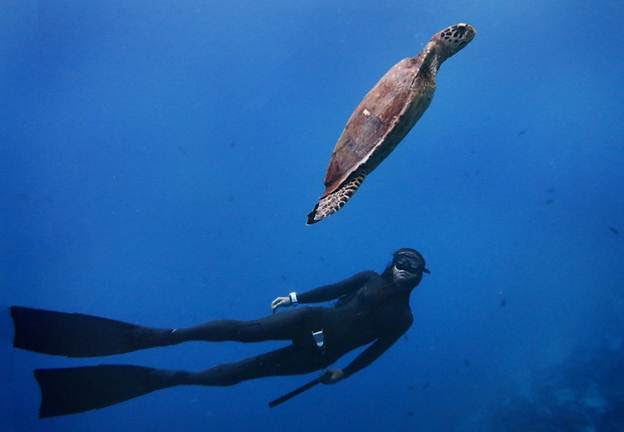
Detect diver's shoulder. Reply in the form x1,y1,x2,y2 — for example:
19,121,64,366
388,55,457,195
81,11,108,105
356,270,380,280
358,271,386,288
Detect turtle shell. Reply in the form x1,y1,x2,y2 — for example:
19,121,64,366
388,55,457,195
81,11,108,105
322,51,436,197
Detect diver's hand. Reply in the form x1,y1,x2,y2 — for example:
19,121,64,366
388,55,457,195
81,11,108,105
320,368,344,385
271,292,298,313
271,296,291,312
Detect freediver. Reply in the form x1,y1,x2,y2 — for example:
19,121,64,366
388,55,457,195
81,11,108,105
10,248,429,418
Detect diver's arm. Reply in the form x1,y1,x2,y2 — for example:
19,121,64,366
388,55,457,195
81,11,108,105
271,271,376,312
325,331,405,384
298,271,377,304
344,334,401,377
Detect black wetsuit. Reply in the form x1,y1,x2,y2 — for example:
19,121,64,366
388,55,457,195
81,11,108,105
10,268,419,417
173,270,414,385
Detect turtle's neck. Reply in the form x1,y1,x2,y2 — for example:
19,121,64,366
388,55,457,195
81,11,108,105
426,40,450,70
419,41,442,76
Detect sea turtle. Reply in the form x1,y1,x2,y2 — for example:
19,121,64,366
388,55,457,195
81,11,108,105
307,23,476,224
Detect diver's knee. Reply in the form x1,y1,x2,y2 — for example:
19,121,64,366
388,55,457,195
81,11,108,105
196,365,243,387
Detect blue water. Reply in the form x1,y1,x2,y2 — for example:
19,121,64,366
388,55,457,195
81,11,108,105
2,1,623,431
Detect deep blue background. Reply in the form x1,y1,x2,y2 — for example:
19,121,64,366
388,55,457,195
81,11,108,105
2,1,623,431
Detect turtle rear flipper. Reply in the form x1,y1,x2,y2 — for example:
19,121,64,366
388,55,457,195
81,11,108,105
307,169,367,224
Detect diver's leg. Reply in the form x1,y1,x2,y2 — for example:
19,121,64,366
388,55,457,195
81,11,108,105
188,345,325,386
33,346,325,417
10,306,173,357
172,307,326,344
10,305,326,357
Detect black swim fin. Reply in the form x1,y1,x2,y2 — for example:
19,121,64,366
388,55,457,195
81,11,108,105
35,365,185,418
10,306,171,357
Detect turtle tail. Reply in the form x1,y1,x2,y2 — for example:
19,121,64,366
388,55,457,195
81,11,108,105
307,169,367,224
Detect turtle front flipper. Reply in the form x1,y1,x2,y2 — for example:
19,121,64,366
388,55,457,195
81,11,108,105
307,169,367,225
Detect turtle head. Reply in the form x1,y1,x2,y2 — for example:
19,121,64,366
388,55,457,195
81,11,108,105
431,23,476,62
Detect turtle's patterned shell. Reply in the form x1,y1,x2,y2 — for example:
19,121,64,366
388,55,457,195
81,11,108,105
323,56,430,195
307,23,476,224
